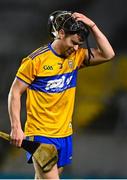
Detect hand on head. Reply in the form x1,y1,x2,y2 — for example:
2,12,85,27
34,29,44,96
72,12,95,28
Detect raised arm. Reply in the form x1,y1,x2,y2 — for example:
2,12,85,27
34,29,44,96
8,78,28,147
72,12,115,65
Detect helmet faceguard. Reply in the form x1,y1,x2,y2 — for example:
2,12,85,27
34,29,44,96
48,11,89,40
48,10,94,64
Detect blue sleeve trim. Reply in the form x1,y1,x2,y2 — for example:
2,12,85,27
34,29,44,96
16,76,30,85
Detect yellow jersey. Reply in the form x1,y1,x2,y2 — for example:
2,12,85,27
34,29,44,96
16,43,87,137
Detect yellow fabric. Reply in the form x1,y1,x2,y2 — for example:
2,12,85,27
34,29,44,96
16,44,87,137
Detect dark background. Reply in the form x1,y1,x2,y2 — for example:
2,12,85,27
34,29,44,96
0,0,127,179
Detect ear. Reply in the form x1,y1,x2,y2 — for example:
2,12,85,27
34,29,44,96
58,29,65,39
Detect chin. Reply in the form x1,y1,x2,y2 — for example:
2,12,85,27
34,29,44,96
64,53,71,57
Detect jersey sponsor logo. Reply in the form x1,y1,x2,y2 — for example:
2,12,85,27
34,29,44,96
43,65,53,70
29,68,78,93
45,75,72,91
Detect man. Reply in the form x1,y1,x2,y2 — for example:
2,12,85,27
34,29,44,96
8,11,115,179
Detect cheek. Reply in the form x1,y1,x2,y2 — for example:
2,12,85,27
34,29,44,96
63,41,71,50
67,42,73,49
64,38,72,47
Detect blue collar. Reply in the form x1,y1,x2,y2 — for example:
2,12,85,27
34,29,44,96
48,43,64,58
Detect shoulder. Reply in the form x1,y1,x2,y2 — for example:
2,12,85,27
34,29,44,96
76,47,88,55
20,45,50,68
74,48,88,61
28,45,50,60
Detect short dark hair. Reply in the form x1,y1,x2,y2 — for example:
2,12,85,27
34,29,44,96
48,10,94,65
48,10,89,41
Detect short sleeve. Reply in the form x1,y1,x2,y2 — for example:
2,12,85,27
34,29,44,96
16,57,37,84
75,48,88,68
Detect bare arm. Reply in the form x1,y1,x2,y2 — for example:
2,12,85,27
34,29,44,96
8,78,29,147
73,12,115,65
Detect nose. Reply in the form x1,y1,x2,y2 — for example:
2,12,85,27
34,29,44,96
73,45,79,51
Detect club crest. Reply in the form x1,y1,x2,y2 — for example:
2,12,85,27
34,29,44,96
68,59,74,69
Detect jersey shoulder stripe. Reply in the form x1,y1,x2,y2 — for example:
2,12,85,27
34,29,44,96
29,45,49,60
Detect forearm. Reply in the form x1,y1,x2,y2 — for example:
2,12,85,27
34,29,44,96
8,78,27,146
8,90,22,130
90,24,115,59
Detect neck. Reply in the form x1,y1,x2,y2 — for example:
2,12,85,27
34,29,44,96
51,39,65,55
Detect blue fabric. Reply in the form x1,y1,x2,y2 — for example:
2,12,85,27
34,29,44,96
29,69,78,93
26,135,72,168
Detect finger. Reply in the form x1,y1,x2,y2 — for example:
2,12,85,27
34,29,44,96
10,139,17,146
72,13,79,19
72,12,83,18
10,138,20,147
75,17,86,23
15,139,22,147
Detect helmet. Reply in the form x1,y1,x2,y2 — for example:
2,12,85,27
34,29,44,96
48,10,90,40
48,10,94,64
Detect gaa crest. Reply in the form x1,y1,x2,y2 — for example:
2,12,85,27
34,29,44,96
68,59,74,69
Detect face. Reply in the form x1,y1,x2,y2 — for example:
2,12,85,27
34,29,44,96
59,32,84,57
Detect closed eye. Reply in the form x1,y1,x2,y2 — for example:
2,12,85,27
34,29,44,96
71,40,84,46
